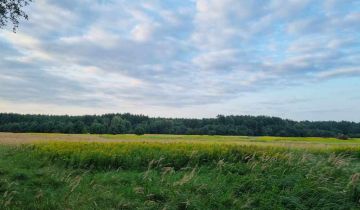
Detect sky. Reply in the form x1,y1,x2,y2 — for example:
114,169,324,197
0,0,360,121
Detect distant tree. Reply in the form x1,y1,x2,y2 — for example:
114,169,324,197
148,119,173,134
90,121,106,134
336,134,349,140
0,0,32,32
134,125,145,135
64,122,75,133
73,121,87,134
109,116,130,134
208,130,216,136
174,124,188,135
0,113,360,137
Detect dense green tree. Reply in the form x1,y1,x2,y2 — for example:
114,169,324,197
73,121,87,134
90,121,106,134
109,116,130,134
0,113,359,137
0,0,32,31
134,125,146,135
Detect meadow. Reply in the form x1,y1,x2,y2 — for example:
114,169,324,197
0,133,359,209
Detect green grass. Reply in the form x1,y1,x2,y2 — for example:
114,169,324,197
100,134,360,148
22,132,360,144
0,135,360,209
101,134,360,143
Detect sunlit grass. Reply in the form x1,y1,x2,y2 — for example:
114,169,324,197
2,132,359,147
1,135,360,209
30,141,360,170
1,141,359,209
102,134,360,144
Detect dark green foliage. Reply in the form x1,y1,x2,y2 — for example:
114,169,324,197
109,116,130,134
134,125,146,135
337,134,350,140
0,113,360,137
0,0,32,31
90,120,106,134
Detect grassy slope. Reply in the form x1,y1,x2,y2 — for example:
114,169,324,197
0,138,360,210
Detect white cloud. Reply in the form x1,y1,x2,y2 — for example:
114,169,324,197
23,0,78,33
131,23,155,42
60,26,120,48
1,0,360,120
45,65,143,89
0,31,53,62
316,67,360,79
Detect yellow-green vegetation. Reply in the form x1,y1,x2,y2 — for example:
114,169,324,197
101,134,360,147
32,141,360,170
102,134,360,143
2,132,359,147
0,134,360,209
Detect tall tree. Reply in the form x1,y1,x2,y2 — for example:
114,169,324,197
109,116,131,134
0,113,359,137
0,0,32,31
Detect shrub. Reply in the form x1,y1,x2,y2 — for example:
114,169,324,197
337,134,349,140
134,126,145,135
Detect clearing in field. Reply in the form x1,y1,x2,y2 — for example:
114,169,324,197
0,133,359,209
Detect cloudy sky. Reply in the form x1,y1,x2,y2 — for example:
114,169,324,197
0,0,359,121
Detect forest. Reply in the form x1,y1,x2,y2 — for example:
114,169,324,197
0,113,359,137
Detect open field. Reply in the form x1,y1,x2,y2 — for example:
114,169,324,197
1,132,360,148
0,133,360,209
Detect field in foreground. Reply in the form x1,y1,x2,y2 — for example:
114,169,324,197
0,133,360,209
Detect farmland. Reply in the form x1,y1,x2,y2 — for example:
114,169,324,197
0,133,360,209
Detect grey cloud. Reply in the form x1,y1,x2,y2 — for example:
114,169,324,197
1,0,360,110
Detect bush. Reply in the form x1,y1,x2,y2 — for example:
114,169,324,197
337,134,349,140
134,126,145,135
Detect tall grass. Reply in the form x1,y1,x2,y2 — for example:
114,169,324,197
1,141,360,209
30,142,360,170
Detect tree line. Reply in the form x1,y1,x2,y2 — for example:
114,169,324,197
0,113,359,137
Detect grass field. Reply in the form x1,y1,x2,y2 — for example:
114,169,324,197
1,133,360,147
0,133,360,209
